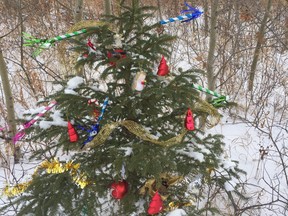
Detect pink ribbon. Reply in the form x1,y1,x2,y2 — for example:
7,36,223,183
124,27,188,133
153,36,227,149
13,101,57,144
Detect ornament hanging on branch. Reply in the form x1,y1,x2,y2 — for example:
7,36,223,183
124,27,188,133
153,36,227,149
88,99,100,121
77,53,89,61
139,173,183,200
132,71,146,91
110,180,129,200
107,49,127,66
112,34,123,48
147,191,163,215
110,163,128,199
185,108,195,131
68,121,79,142
86,38,97,51
78,97,109,148
157,56,169,76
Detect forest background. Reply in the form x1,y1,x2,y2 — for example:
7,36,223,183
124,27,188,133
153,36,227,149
0,0,287,215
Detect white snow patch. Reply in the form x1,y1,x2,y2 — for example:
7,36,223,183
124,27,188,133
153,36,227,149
177,149,204,162
39,111,66,129
166,209,187,216
66,76,84,89
224,180,236,192
64,89,78,95
120,147,133,156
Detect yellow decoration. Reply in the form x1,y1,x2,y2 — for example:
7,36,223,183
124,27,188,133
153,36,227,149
194,97,221,128
84,120,188,149
3,181,32,197
40,158,65,174
139,173,183,200
72,174,90,189
3,159,89,197
167,201,193,211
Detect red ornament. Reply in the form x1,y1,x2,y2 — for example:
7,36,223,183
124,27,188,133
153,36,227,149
147,191,163,215
111,180,129,199
88,99,100,120
87,38,96,51
68,121,79,142
185,108,195,131
107,49,126,66
157,56,169,76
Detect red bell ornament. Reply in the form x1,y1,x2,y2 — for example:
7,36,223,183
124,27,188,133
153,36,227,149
111,180,129,199
68,121,79,142
185,108,195,131
157,56,169,76
147,191,163,215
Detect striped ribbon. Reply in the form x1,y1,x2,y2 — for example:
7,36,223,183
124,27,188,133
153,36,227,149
97,97,109,123
80,97,109,148
42,29,87,46
192,84,223,98
23,29,88,56
159,11,203,25
13,101,57,143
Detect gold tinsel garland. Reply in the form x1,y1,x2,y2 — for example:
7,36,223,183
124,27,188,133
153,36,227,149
84,120,188,149
3,158,89,197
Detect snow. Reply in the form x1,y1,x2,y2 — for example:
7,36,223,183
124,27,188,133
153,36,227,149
166,209,187,216
224,180,236,192
66,76,84,89
177,148,205,162
1,4,288,216
38,110,66,129
63,76,84,95
119,147,133,156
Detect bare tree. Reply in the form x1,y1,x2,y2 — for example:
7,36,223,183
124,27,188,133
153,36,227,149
103,0,112,15
248,0,272,91
74,0,84,22
0,48,20,164
206,0,219,95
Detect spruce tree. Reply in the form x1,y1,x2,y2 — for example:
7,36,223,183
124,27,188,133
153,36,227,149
2,1,244,215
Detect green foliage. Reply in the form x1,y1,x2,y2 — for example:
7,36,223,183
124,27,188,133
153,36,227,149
2,1,245,215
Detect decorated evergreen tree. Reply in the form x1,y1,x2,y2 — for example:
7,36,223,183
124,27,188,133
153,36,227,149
2,1,244,215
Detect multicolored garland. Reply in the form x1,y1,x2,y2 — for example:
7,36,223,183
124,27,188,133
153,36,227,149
3,158,89,197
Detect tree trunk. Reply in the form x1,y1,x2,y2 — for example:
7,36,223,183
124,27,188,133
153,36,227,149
203,0,209,36
74,0,85,77
248,0,272,91
206,0,219,95
74,0,84,23
0,48,20,163
199,0,219,131
285,16,288,51
103,0,112,15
